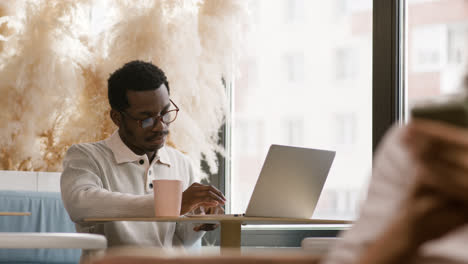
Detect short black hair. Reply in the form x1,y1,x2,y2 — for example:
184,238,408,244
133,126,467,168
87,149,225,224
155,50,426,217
108,60,170,111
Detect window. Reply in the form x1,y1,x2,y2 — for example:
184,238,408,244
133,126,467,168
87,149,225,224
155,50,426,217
335,0,351,16
283,0,305,23
407,0,468,106
335,0,372,16
333,113,356,147
282,52,304,84
349,0,373,13
282,118,304,146
411,25,446,72
335,48,358,81
231,0,373,220
447,25,468,65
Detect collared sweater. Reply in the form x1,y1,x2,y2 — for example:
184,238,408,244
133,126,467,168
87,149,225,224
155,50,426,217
60,131,204,251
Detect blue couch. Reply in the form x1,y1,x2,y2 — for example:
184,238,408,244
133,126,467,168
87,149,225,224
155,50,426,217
0,190,81,264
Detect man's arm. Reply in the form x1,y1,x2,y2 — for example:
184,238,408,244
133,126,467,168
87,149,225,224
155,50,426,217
61,145,154,223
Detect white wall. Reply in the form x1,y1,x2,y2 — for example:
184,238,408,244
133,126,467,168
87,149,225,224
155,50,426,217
0,170,61,192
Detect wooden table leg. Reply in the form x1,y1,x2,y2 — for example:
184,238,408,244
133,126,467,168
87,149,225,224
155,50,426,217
220,221,241,252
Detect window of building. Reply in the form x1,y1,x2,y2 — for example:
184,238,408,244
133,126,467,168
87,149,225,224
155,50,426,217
348,0,372,13
282,118,304,146
335,0,350,16
335,48,358,81
333,113,356,147
283,52,305,84
447,26,468,65
232,0,372,220
411,25,446,72
283,0,305,23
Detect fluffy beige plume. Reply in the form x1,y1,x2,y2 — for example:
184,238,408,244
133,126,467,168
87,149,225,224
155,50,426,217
0,0,247,175
0,0,92,171
193,0,248,172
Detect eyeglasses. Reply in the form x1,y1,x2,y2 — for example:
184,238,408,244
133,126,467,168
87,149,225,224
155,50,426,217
121,99,179,129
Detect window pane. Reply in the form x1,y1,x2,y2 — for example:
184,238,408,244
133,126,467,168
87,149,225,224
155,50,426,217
231,0,373,220
407,0,468,106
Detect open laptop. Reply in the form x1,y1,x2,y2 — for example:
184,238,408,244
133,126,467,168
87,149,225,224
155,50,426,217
192,144,335,219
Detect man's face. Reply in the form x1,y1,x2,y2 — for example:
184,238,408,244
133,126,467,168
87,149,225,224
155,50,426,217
117,85,171,154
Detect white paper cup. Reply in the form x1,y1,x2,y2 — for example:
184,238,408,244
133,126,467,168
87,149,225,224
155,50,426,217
153,179,183,217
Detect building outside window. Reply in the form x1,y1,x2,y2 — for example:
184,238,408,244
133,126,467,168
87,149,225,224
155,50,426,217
232,0,373,219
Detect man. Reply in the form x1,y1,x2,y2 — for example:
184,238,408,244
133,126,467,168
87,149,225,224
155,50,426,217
61,60,225,253
323,119,468,264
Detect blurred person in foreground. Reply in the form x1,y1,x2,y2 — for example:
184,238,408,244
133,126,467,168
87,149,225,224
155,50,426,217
89,118,468,264
60,60,225,258
323,118,468,264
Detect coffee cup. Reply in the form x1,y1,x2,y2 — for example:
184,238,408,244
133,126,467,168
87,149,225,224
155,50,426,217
152,179,183,217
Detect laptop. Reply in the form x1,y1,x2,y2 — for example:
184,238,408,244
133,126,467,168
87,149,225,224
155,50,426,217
192,144,335,219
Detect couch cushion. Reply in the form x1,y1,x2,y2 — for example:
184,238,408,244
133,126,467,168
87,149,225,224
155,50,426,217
0,190,80,264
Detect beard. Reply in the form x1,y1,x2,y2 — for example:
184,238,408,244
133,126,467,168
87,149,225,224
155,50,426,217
119,120,170,154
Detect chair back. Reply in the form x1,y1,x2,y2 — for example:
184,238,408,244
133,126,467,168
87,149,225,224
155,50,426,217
0,190,82,263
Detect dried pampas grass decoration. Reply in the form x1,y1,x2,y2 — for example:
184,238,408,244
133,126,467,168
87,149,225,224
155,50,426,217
0,0,247,178
0,0,92,171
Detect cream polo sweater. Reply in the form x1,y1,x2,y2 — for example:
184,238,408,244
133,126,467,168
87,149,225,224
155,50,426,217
60,130,204,249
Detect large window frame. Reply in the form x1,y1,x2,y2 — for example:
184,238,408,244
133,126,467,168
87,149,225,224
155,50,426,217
373,0,406,151
204,0,405,247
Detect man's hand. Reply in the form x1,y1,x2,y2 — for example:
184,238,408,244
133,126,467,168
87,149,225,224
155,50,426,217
193,205,224,232
180,183,226,216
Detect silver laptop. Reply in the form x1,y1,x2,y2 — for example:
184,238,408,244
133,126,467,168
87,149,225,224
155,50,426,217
243,144,335,219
